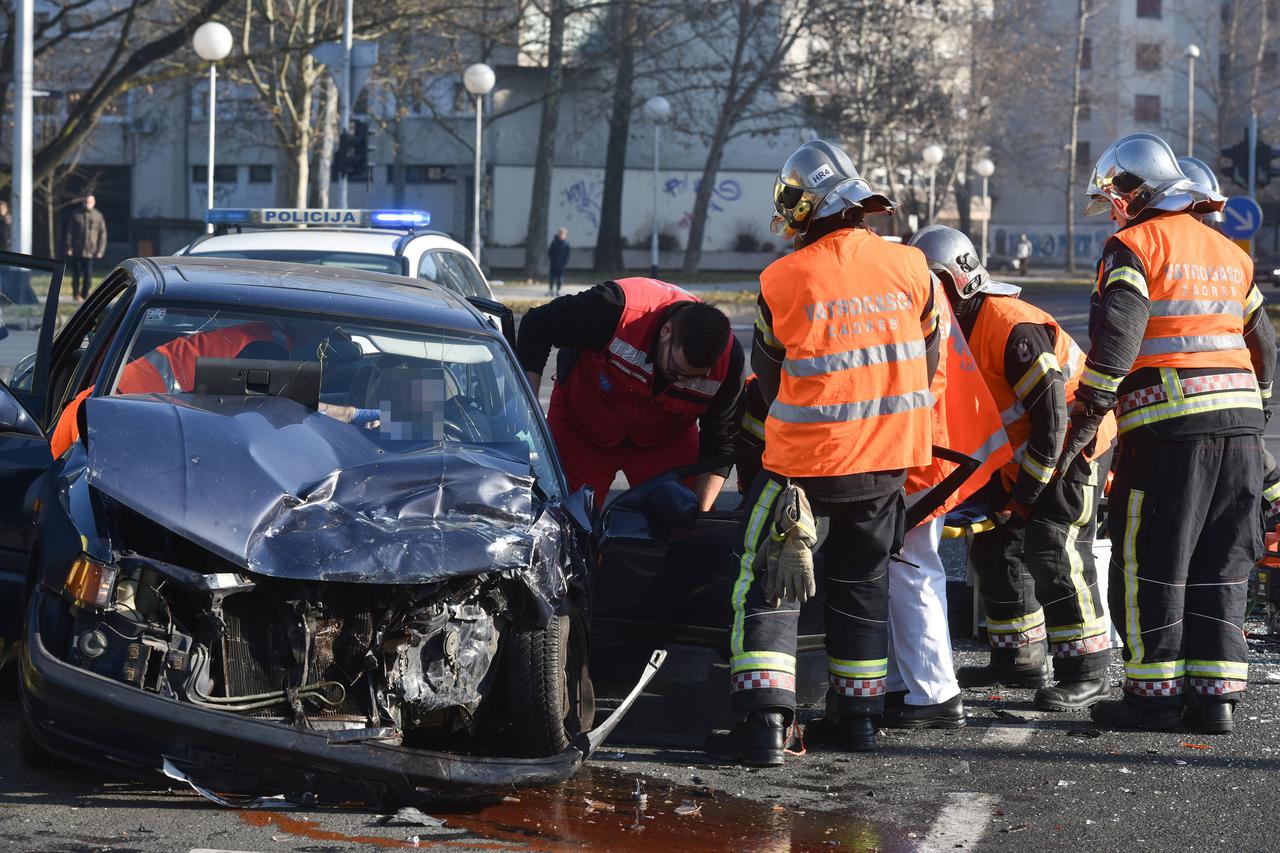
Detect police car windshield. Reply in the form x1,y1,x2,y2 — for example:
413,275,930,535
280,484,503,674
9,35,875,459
107,304,559,495
195,249,405,276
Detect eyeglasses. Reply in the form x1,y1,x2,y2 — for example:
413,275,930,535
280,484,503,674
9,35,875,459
662,338,710,383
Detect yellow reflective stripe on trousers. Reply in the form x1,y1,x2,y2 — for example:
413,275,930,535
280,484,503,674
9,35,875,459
1047,616,1110,641
1065,469,1098,629
1186,659,1249,679
1014,352,1060,401
1122,490,1146,666
1117,390,1262,433
986,608,1046,633
827,657,889,678
1105,265,1148,297
1020,452,1055,484
1125,659,1185,679
754,305,781,349
729,479,783,657
1081,366,1121,394
730,651,797,675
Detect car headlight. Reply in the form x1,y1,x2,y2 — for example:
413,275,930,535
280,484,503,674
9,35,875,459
63,555,118,610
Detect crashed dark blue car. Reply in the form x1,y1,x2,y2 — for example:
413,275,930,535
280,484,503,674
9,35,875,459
0,252,661,805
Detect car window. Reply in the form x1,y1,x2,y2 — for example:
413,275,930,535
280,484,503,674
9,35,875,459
107,303,560,496
195,249,405,276
438,252,491,299
417,251,443,286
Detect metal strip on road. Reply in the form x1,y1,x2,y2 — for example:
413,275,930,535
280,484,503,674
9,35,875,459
919,791,999,852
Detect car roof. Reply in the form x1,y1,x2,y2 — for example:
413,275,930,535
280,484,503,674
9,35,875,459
127,256,493,333
185,228,474,259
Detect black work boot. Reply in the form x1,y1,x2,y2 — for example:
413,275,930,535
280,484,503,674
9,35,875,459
1183,696,1236,735
1034,677,1111,712
884,693,966,729
706,711,786,766
836,716,878,751
956,645,1052,689
1090,695,1182,731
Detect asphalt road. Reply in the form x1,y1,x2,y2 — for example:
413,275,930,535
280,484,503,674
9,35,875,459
3,283,1280,852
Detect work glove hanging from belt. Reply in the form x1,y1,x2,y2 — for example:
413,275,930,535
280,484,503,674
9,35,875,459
1055,398,1107,478
764,483,818,607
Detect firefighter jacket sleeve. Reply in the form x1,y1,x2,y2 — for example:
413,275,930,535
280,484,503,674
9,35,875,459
1079,237,1150,411
516,282,624,375
696,337,746,465
1004,321,1066,505
1244,282,1276,408
751,293,785,407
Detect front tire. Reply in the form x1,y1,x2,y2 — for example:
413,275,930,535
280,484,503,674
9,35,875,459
504,613,593,757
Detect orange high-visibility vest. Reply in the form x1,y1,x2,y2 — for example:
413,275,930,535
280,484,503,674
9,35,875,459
969,295,1115,490
1112,213,1254,373
760,228,936,478
906,291,1013,520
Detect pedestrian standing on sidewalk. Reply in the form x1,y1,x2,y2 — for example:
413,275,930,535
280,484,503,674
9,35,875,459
64,195,107,301
1015,233,1033,277
547,227,570,296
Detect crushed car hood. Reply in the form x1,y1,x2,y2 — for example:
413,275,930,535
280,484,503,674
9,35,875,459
83,395,550,584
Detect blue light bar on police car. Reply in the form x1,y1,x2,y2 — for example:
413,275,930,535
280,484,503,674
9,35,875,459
203,208,431,230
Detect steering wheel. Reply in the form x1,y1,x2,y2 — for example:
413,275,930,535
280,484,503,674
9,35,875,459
442,395,490,443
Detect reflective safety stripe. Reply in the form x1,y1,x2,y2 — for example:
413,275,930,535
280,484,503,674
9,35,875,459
1081,366,1122,394
1124,677,1184,697
1047,616,1111,642
1186,659,1249,679
1147,299,1244,318
782,339,926,377
1188,676,1247,696
1122,490,1146,667
1137,333,1247,357
972,424,1011,464
754,306,782,349
1246,286,1265,317
1262,382,1273,401
827,657,889,679
985,608,1045,634
830,676,886,697
730,650,797,676
1117,390,1262,433
1124,659,1185,680
1013,352,1060,401
768,389,933,424
1105,265,1149,297
143,351,180,393
607,337,652,374
1264,479,1280,504
1062,472,1098,634
729,480,783,657
1000,399,1025,427
1019,452,1055,484
1118,371,1257,413
741,412,766,440
674,375,721,396
731,671,796,692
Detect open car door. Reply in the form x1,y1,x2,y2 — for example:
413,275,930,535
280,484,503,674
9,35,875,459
0,251,65,664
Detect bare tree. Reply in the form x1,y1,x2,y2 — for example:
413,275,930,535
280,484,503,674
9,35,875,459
592,0,636,272
522,0,568,276
1064,0,1093,273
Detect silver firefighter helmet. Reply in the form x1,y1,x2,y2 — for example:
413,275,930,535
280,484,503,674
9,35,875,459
907,225,1020,300
1177,155,1225,223
771,139,896,239
1085,133,1225,220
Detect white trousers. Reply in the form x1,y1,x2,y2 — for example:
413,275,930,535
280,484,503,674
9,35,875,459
886,515,960,705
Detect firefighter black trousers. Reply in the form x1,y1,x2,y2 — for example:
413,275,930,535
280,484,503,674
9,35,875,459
729,470,903,721
1108,434,1262,705
969,452,1110,681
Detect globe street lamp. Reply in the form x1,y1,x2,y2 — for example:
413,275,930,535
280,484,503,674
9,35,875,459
643,95,672,278
193,22,233,234
463,63,496,265
1186,43,1200,156
974,157,995,266
922,144,944,225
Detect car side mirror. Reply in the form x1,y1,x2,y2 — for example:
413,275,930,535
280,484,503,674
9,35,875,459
564,485,596,532
467,296,516,350
0,384,42,438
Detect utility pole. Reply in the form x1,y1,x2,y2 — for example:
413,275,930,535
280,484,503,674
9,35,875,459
12,0,33,253
1248,110,1258,199
338,0,353,208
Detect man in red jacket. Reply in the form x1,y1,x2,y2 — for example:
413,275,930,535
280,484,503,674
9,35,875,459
517,278,744,510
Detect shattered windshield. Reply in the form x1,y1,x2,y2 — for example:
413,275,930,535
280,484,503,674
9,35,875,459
106,303,559,495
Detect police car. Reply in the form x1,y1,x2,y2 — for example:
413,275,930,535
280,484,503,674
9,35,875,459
178,208,494,301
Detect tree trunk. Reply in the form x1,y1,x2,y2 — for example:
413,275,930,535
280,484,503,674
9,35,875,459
392,119,407,207
312,76,338,208
592,0,635,273
1064,0,1088,274
681,119,730,276
523,0,567,277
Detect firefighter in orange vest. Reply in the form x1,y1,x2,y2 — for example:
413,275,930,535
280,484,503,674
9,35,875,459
707,140,941,764
1076,134,1274,733
909,225,1118,712
517,278,744,510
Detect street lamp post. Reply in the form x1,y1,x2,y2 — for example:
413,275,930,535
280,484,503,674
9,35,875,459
463,63,496,266
193,22,233,234
974,157,995,266
922,144,944,225
1186,44,1200,156
643,96,671,279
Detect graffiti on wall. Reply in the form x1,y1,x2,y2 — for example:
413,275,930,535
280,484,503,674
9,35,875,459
562,179,604,228
663,175,743,229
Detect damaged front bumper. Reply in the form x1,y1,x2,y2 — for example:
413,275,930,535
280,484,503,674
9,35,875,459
21,591,665,805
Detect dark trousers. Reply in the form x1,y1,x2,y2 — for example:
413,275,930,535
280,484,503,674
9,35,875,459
729,470,902,721
548,271,565,295
1108,434,1262,705
70,257,94,298
969,452,1109,681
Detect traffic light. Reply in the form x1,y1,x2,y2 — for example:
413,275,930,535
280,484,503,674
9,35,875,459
1256,141,1278,188
1219,133,1279,189
336,120,371,178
